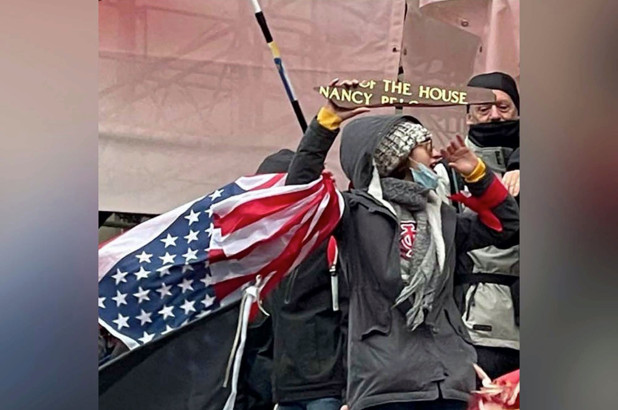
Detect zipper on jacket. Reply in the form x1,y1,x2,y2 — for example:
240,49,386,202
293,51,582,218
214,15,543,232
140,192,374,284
284,267,300,304
465,283,481,321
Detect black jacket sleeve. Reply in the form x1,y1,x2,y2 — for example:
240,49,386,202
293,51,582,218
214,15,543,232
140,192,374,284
506,147,520,171
286,117,340,186
455,170,519,253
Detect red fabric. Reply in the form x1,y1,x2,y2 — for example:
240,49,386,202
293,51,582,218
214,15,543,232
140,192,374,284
248,177,342,319
252,173,286,190
209,184,328,265
495,369,519,386
327,237,338,268
449,176,509,232
468,369,520,410
210,173,343,321
213,179,323,236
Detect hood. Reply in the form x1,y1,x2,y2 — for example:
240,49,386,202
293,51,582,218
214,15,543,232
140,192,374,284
255,148,295,174
339,115,421,190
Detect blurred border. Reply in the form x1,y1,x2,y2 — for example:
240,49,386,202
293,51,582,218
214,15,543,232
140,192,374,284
523,0,618,408
0,0,616,408
0,0,98,408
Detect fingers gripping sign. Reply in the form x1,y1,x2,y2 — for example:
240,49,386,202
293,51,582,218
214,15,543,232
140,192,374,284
323,78,371,123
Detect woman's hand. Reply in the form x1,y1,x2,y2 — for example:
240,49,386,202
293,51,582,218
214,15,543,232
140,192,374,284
323,78,370,122
440,135,480,176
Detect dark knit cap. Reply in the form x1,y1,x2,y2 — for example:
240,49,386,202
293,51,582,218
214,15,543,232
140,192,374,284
467,72,519,112
256,149,295,174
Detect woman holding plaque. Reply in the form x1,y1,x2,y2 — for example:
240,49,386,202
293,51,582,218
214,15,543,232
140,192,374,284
285,80,519,410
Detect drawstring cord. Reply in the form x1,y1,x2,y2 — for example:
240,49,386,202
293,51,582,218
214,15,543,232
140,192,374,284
222,275,265,410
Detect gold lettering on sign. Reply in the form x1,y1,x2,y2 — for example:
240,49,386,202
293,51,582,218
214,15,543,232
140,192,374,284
317,81,477,107
429,87,443,101
340,88,352,102
419,85,431,99
417,85,468,104
360,80,376,89
402,82,412,96
390,81,403,94
351,91,364,104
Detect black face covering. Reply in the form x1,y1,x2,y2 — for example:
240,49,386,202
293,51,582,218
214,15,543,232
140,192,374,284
468,120,519,149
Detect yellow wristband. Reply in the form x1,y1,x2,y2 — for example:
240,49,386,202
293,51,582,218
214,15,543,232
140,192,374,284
464,159,487,183
317,106,342,130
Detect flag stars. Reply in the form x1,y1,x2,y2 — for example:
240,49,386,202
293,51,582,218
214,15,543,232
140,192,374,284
98,297,106,309
205,207,214,218
157,265,172,277
209,189,224,201
136,251,153,264
112,290,128,307
112,269,128,285
160,233,178,248
139,331,155,344
202,294,216,308
134,266,151,281
184,229,199,244
178,278,194,294
159,305,175,320
157,282,173,298
162,325,175,335
136,309,153,326
133,287,151,303
185,209,200,226
205,223,215,237
159,252,176,265
180,300,196,315
182,264,194,274
182,248,198,264
113,313,130,330
201,276,213,287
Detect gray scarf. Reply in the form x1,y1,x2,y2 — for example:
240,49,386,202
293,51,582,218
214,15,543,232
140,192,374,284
380,177,447,331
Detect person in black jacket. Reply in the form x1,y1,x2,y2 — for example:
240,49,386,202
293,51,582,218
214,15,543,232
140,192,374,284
286,79,519,410
238,150,347,410
457,72,521,381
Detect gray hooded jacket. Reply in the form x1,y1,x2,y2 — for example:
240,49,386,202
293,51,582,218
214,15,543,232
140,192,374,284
286,116,519,409
460,137,520,350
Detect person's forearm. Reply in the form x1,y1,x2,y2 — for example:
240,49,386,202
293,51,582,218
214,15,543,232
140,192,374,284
286,107,341,185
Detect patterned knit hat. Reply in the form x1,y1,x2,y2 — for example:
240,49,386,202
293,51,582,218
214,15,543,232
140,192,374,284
373,121,432,177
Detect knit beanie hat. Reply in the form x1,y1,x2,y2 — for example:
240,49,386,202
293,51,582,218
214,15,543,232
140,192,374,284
467,72,520,112
373,120,432,177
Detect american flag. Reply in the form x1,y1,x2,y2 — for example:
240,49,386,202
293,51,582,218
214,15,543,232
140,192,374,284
98,172,343,349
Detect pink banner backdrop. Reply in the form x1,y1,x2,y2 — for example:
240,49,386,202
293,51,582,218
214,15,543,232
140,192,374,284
99,0,518,214
402,0,519,147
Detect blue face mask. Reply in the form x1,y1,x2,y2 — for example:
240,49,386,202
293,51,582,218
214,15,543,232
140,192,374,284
410,161,439,190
